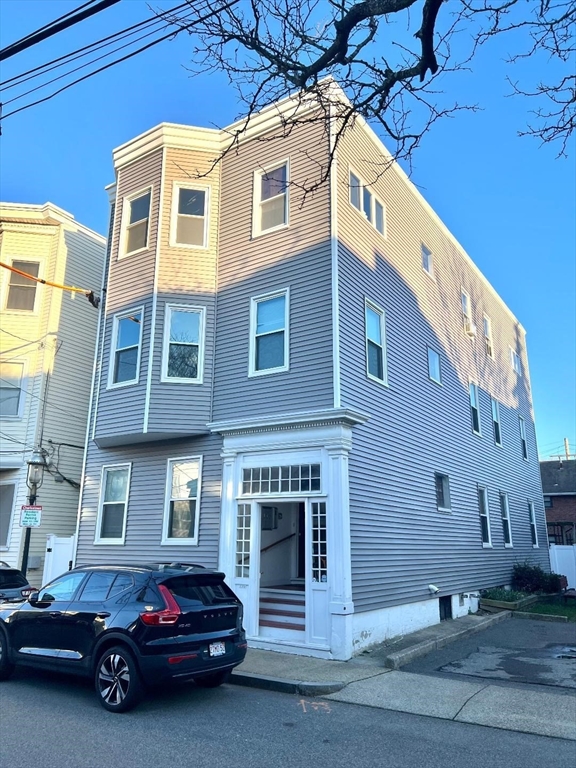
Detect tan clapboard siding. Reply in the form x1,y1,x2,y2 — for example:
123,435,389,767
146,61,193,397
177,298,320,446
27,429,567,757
213,119,334,420
75,434,223,567
146,147,220,432
336,123,548,611
94,150,163,442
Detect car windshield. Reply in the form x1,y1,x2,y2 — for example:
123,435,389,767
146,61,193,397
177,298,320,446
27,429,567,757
163,575,237,607
0,570,27,589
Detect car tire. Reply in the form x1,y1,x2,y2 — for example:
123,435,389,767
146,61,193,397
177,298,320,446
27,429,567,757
194,670,230,688
0,627,15,681
95,645,144,713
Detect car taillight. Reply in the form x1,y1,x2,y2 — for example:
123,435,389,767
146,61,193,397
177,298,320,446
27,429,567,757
140,584,182,626
21,588,34,598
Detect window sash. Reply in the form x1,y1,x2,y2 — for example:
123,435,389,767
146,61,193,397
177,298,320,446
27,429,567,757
164,306,203,381
250,292,288,374
350,172,361,209
98,466,130,542
500,493,512,546
519,417,528,459
349,170,385,235
461,291,470,318
435,473,451,511
124,191,151,255
469,383,481,434
365,303,387,383
422,245,432,273
257,164,288,232
164,458,201,542
491,398,502,445
0,483,16,547
0,361,24,417
427,347,441,383
528,501,538,547
174,187,207,247
483,315,493,356
478,486,491,545
111,311,142,385
6,261,40,311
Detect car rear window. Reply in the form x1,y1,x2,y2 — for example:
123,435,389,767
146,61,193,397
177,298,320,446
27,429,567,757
163,575,237,607
0,570,27,588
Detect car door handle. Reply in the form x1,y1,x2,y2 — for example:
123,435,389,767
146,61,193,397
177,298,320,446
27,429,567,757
49,611,62,617
96,612,111,619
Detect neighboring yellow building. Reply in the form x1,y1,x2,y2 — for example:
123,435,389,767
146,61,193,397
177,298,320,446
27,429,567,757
0,203,105,583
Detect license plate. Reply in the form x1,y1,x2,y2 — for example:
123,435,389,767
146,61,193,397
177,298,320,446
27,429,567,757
209,642,226,657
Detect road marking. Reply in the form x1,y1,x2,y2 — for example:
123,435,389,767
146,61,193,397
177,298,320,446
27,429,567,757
299,699,331,713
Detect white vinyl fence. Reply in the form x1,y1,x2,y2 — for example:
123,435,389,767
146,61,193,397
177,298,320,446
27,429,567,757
42,534,75,586
549,544,576,589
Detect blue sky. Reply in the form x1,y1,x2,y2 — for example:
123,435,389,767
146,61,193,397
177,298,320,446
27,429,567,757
1,1,574,458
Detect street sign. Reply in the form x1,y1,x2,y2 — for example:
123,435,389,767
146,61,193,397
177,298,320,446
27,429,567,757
20,505,42,528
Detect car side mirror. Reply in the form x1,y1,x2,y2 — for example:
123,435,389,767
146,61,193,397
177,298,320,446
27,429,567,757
28,591,40,604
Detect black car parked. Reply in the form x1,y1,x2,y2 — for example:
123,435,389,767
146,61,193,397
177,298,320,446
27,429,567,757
0,563,247,712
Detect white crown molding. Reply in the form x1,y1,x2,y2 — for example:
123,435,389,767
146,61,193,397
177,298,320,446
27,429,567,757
208,408,369,436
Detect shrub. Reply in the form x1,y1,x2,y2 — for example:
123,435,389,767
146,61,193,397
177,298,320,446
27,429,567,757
481,588,527,602
512,562,566,594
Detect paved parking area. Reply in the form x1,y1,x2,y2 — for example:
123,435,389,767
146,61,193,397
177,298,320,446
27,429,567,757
404,616,576,693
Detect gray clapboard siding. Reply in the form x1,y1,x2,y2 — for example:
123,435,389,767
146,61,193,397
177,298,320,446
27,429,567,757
93,150,163,444
75,434,223,568
213,122,334,420
336,124,548,611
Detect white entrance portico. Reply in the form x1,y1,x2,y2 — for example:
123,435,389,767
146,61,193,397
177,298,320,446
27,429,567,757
209,409,367,660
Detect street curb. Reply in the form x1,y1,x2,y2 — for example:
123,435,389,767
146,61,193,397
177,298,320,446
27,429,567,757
383,611,512,670
513,611,568,623
229,670,346,696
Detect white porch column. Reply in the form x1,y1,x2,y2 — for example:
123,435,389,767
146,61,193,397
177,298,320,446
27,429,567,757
326,435,354,660
218,448,238,585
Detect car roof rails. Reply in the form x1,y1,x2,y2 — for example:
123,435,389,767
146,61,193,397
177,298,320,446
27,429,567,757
155,562,206,571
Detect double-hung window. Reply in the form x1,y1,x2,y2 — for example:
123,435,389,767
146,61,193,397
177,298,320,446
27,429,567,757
365,300,388,384
254,162,288,234
510,348,522,375
478,485,491,546
483,315,493,358
491,397,502,446
461,290,471,321
0,361,24,417
162,457,202,544
499,492,513,547
519,416,528,460
421,244,433,275
469,382,481,435
427,347,441,384
171,186,208,247
162,305,205,382
528,500,538,547
435,473,451,512
349,171,386,235
96,465,131,544
109,308,143,387
0,482,16,548
250,290,289,375
6,260,40,311
123,189,151,256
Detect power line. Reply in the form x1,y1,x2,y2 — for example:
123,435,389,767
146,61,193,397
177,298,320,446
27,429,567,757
0,0,239,123
0,1,192,92
0,376,85,424
2,5,200,108
0,0,122,62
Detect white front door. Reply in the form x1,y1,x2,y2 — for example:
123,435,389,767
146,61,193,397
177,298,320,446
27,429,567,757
232,502,261,637
305,499,330,645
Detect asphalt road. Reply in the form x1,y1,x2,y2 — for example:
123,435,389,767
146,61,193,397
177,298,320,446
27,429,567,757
1,667,574,768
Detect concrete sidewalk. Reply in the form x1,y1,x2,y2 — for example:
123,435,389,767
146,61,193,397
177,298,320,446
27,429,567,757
230,612,576,740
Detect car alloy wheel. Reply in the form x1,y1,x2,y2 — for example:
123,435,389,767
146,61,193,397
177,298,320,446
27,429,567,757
95,646,143,712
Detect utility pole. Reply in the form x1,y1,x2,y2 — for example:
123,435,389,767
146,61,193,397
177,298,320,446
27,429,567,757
565,438,571,461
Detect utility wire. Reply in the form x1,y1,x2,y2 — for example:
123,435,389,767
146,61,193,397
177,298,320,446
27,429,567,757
0,1,192,92
0,0,122,62
0,377,85,424
2,4,200,107
0,0,239,123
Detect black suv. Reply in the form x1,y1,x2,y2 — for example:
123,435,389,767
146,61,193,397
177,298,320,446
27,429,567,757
0,562,35,602
0,563,247,712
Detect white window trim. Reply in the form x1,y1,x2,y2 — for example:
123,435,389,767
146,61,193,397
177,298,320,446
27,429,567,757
252,158,290,238
500,492,513,548
94,463,131,545
3,258,45,315
365,299,388,386
478,485,492,548
248,288,290,377
161,455,203,546
509,347,522,376
0,479,18,550
161,304,206,384
469,380,482,436
107,306,145,390
483,314,494,359
421,243,434,277
527,500,539,548
119,185,153,259
491,397,502,447
348,167,387,238
169,181,210,250
427,346,442,385
519,415,529,461
461,288,471,319
0,357,28,420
